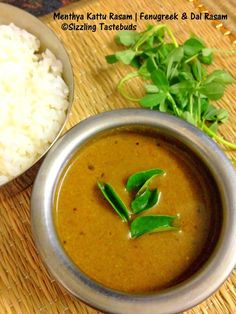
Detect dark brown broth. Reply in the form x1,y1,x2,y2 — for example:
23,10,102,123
54,128,221,293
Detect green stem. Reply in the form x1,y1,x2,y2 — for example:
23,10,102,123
196,93,201,125
117,72,141,102
167,93,181,116
133,24,178,52
133,25,166,51
189,94,193,116
185,54,198,63
202,124,236,149
165,26,179,48
151,56,158,69
169,63,179,80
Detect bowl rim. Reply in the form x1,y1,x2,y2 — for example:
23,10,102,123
31,109,236,314
0,2,74,188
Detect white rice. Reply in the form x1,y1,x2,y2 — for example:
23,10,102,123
0,23,69,185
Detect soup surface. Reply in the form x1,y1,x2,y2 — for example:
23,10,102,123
54,129,220,293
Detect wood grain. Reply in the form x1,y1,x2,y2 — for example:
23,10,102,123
0,0,235,313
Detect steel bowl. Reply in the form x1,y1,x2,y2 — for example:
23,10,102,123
31,109,236,314
0,3,74,197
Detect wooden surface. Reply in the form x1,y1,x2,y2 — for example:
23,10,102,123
0,0,235,313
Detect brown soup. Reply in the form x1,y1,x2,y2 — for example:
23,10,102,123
54,128,221,293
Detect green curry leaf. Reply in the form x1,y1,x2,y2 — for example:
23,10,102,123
137,174,158,195
126,168,165,192
97,182,130,222
130,215,177,238
131,189,160,214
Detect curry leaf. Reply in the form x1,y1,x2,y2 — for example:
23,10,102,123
126,168,165,192
97,182,130,222
137,174,159,195
131,189,160,214
130,215,177,238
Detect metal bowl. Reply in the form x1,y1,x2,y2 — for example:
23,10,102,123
31,109,236,314
0,3,74,196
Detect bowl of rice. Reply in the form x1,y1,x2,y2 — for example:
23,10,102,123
0,3,74,192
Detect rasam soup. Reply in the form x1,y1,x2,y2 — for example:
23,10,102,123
54,128,221,293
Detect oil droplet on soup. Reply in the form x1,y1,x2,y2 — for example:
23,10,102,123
54,128,221,293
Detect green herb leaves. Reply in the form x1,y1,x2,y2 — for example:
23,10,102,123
131,188,160,214
115,50,136,65
97,182,130,222
115,31,140,46
198,83,224,100
126,168,165,192
130,215,177,238
199,48,213,64
183,37,205,57
105,24,236,149
97,168,178,239
151,69,169,91
205,69,234,85
140,92,165,108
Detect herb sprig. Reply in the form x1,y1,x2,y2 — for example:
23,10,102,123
106,24,236,149
97,182,130,222
97,168,177,238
